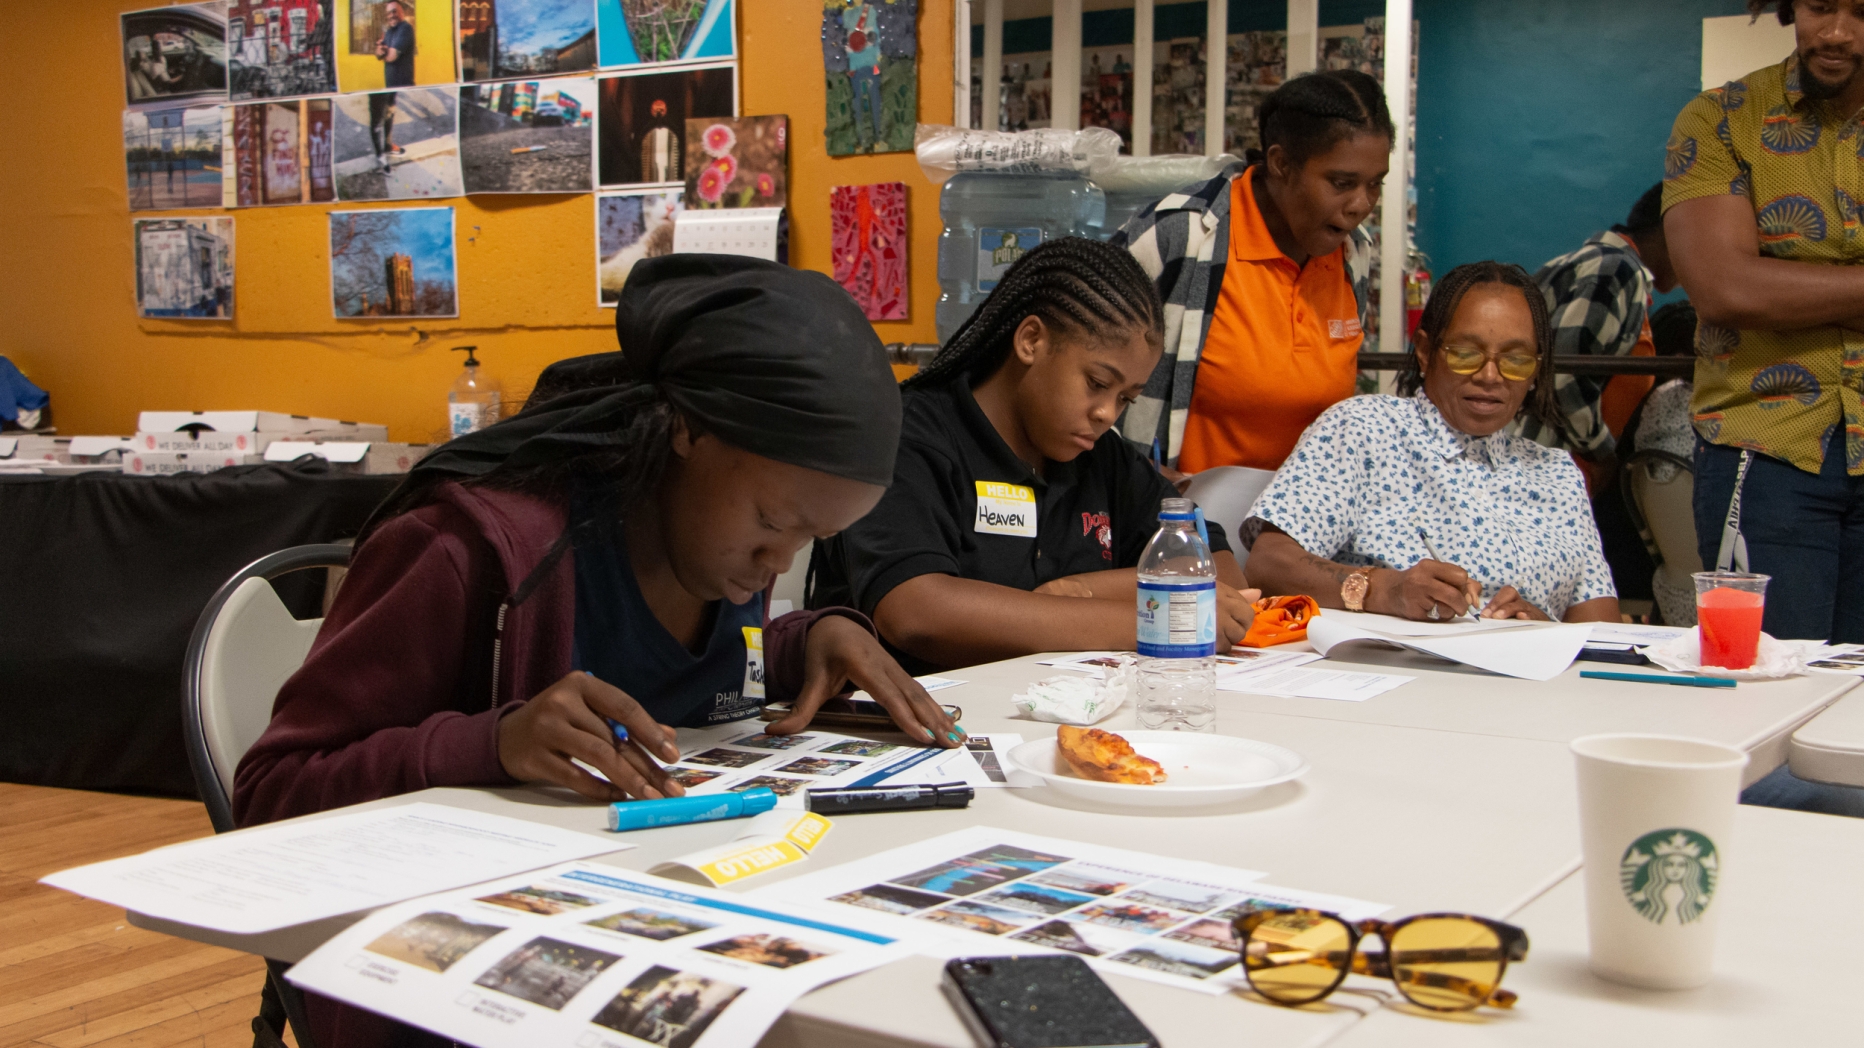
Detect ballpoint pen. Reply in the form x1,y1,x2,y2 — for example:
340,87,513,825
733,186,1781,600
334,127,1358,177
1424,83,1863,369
1416,524,1480,619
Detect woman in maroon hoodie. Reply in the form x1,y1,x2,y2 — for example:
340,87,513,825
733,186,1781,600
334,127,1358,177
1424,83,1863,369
235,255,960,1048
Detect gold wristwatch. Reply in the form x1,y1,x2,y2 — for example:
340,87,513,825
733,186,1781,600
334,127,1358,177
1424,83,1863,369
1341,568,1373,612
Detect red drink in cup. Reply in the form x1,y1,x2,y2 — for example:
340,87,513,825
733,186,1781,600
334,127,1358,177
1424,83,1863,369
1693,572,1769,670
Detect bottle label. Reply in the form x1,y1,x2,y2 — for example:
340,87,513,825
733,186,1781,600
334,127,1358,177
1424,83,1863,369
973,480,1037,537
1136,579,1216,657
448,401,480,437
977,227,1043,290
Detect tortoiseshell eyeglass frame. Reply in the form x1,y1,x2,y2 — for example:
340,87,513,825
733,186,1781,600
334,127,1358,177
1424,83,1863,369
1231,906,1530,1012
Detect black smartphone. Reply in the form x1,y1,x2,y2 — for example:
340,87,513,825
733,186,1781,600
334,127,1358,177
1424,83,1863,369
942,956,1159,1048
760,697,962,731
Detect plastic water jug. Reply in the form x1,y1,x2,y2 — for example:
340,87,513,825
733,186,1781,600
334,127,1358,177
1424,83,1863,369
935,172,1105,342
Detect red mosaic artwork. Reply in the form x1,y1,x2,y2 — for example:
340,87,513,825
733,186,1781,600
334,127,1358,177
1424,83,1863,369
829,181,907,321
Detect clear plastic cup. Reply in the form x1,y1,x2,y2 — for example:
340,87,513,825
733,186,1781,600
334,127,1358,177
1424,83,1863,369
1692,572,1768,670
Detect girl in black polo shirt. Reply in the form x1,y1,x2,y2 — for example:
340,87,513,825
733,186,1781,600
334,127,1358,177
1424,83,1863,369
810,238,1258,674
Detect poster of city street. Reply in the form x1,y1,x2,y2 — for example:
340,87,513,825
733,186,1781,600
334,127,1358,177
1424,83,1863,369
134,217,234,319
328,206,457,317
461,77,593,193
228,0,338,99
124,106,224,210
333,88,463,200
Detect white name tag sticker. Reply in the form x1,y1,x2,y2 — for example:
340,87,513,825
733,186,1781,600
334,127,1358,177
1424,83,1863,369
974,480,1038,537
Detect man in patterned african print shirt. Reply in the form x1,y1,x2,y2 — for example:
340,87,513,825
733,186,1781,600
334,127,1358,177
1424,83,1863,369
1664,0,1864,650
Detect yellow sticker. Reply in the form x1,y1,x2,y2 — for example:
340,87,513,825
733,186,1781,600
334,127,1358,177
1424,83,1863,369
697,841,807,885
784,811,833,852
741,626,765,700
974,480,1037,537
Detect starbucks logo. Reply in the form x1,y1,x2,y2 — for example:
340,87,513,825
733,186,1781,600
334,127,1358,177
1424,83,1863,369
1619,829,1719,925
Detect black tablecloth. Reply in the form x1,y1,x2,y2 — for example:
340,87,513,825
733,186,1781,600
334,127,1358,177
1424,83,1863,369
0,462,400,796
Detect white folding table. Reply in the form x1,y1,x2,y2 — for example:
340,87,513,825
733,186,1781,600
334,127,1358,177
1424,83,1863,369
121,651,1859,1047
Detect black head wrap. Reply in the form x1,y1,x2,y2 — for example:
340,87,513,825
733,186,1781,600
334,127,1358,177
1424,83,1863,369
364,254,900,536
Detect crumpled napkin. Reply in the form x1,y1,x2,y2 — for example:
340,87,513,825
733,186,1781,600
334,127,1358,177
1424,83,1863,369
1012,663,1130,725
1643,628,1810,680
1241,595,1320,648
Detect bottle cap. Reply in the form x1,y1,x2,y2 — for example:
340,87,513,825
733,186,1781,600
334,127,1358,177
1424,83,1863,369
737,787,780,815
452,345,481,367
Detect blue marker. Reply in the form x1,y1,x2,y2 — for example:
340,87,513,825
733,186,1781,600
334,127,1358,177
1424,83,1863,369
605,718,629,745
608,787,780,832
1579,670,1737,689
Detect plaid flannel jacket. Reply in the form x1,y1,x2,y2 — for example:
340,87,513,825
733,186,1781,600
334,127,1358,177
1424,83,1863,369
1110,167,1374,467
1509,229,1654,460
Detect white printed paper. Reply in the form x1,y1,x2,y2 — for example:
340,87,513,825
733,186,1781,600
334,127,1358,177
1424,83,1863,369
876,734,1028,789
1314,610,1536,638
1588,622,1693,646
1310,613,1591,681
41,804,625,934
287,862,915,1048
1218,666,1413,702
664,728,947,808
753,827,1383,995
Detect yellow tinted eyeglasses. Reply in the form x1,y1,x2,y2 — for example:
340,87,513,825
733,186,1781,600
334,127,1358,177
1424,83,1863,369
1438,344,1540,383
1234,907,1529,1012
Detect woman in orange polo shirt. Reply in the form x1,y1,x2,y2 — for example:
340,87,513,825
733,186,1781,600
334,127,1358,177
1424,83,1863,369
1115,70,1393,474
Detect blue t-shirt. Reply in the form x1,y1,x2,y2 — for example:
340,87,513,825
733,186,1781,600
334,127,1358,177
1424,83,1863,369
570,510,765,729
382,21,415,87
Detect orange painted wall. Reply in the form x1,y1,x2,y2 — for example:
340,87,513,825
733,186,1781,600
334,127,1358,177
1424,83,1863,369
0,1,950,441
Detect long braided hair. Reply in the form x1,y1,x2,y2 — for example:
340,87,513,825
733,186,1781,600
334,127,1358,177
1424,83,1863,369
1396,261,1564,433
905,237,1163,389
1259,69,1394,167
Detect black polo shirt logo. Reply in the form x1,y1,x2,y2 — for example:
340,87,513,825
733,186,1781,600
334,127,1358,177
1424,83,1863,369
974,480,1038,537
1082,511,1113,561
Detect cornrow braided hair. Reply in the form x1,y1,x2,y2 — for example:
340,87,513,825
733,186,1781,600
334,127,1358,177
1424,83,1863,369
905,236,1163,389
1259,69,1395,167
1396,260,1565,435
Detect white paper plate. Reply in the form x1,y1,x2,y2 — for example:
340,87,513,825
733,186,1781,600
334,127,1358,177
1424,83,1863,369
1004,731,1308,809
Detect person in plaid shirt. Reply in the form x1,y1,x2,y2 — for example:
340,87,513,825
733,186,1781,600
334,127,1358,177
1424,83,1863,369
1510,185,1679,469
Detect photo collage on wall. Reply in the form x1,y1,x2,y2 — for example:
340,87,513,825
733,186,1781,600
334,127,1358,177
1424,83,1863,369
116,0,747,320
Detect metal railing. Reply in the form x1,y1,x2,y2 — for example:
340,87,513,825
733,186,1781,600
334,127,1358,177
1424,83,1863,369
1357,352,1695,379
892,343,1696,380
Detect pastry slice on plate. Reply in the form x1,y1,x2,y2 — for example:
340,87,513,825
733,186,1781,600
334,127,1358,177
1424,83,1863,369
1055,725,1167,785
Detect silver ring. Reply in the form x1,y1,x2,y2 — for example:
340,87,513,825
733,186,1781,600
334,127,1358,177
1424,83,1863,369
1427,603,1441,621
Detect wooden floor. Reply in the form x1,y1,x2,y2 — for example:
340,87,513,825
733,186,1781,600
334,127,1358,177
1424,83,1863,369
0,783,290,1048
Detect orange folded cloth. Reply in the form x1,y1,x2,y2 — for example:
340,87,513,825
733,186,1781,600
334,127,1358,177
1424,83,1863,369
1240,595,1320,648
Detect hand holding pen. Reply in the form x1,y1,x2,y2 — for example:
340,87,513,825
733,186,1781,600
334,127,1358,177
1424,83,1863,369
1415,525,1550,622
1412,526,1482,620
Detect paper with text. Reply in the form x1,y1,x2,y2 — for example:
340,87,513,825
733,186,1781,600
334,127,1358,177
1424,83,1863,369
41,803,625,934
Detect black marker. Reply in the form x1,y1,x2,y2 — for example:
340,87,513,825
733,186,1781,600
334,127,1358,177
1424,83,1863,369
804,781,974,815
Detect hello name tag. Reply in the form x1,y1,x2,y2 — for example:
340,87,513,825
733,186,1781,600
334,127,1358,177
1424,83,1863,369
974,481,1038,537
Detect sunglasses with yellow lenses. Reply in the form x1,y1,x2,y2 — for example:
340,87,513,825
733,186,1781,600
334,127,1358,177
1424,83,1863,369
1234,907,1529,1012
1438,344,1540,382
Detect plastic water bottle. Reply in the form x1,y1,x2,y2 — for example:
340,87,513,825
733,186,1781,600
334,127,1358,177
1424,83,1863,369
448,345,501,438
1135,497,1217,731
935,171,1106,341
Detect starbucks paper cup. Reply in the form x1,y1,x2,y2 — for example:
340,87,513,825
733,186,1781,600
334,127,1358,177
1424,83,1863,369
1571,734,1748,990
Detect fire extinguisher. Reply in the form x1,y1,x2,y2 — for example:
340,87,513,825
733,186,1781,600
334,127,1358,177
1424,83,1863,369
1404,251,1433,344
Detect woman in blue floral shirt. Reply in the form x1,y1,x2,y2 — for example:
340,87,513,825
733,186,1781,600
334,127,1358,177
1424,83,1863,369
1245,261,1620,623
